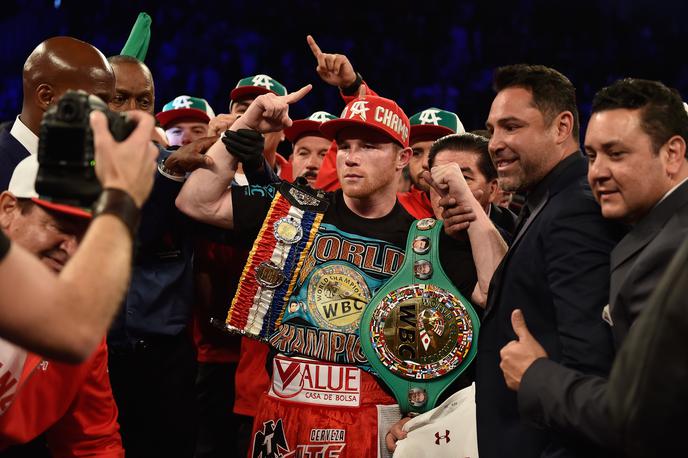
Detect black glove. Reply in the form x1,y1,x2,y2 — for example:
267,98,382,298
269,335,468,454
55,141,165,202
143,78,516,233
222,129,265,172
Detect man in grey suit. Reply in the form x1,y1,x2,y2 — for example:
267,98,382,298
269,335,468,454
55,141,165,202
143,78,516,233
499,78,688,451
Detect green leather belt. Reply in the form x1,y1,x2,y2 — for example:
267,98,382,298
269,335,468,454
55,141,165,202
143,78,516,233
359,218,479,415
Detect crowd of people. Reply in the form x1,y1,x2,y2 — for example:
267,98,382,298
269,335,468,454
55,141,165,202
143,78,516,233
0,28,686,458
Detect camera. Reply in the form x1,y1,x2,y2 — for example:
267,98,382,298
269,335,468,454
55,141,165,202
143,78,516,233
36,90,137,207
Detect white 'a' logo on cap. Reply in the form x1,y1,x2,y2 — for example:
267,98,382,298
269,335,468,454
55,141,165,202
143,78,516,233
308,111,331,122
172,95,193,109
348,101,369,121
251,74,274,89
418,109,442,125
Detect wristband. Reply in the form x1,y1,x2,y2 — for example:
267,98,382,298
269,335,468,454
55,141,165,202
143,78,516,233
92,188,141,239
341,72,363,96
158,158,187,182
222,129,265,172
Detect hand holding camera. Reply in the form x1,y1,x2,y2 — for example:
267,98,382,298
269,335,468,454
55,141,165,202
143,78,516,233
90,110,157,208
36,90,157,209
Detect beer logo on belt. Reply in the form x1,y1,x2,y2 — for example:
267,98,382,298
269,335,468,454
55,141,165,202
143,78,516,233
307,264,371,333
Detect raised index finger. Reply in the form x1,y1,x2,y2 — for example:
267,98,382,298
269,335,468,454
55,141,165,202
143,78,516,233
284,84,313,105
306,35,322,58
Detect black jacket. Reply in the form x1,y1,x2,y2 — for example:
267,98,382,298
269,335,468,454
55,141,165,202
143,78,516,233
516,179,688,452
475,153,625,458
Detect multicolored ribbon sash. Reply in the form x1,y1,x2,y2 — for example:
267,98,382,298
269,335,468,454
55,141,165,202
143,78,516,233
225,181,328,340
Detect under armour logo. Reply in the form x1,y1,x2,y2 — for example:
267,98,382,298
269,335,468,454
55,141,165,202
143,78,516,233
308,111,332,122
252,74,274,90
347,101,369,121
38,360,49,371
418,109,443,125
171,95,193,109
435,430,451,445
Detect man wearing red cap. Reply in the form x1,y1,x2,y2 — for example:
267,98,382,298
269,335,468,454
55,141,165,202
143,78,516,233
156,95,215,147
189,75,292,458
304,36,465,221
283,111,338,186
175,82,503,455
0,155,123,456
208,74,292,181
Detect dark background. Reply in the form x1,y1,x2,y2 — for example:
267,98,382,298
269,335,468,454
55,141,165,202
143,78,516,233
2,0,687,136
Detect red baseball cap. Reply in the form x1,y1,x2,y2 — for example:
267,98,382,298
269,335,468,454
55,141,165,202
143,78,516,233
284,111,338,143
229,74,288,102
319,95,410,148
156,95,215,129
8,156,91,219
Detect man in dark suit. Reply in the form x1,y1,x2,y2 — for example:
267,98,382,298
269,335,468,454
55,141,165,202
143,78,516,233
0,36,114,190
499,78,688,452
476,64,624,458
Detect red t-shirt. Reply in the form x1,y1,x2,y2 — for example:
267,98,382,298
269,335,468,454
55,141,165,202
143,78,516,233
397,186,433,219
0,339,123,457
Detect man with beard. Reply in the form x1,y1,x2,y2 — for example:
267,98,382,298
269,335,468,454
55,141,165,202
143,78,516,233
476,64,625,458
283,111,338,186
175,77,504,455
499,78,688,455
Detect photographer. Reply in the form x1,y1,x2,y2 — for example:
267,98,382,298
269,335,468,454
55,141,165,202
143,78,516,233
0,108,157,363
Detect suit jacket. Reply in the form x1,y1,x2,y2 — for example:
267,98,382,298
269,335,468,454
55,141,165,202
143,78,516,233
0,127,30,191
489,202,517,235
608,232,688,458
475,153,624,458
517,179,688,451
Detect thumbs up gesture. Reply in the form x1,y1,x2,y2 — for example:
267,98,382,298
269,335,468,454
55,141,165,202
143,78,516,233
499,309,548,391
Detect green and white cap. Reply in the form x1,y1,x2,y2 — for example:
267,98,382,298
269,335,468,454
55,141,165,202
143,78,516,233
156,95,215,128
409,108,465,144
230,74,287,102
284,111,338,143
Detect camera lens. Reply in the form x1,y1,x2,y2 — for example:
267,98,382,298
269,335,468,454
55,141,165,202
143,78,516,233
58,99,80,122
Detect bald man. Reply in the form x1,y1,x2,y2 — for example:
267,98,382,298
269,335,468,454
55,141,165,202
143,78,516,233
0,36,115,190
107,55,154,114
106,54,170,146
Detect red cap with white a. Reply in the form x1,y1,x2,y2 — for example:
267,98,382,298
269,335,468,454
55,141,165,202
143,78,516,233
319,95,410,147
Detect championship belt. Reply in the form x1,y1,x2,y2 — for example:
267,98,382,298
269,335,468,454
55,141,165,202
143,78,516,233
222,180,329,340
359,218,479,415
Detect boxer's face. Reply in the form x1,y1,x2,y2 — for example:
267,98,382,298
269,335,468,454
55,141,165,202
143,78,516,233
336,127,410,200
